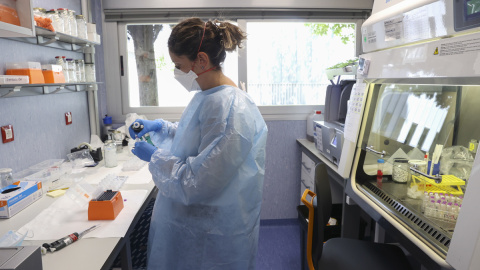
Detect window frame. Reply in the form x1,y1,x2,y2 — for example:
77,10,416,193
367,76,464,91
104,17,365,122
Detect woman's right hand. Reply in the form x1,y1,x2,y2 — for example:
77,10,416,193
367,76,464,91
129,119,162,139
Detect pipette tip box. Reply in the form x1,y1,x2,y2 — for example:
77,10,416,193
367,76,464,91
0,181,43,218
88,190,124,220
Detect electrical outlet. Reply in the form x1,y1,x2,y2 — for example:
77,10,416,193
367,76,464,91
65,112,72,125
1,125,14,143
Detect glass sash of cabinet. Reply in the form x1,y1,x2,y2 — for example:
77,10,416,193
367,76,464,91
355,82,480,256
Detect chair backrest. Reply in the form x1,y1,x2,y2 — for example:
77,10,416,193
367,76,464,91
312,162,332,263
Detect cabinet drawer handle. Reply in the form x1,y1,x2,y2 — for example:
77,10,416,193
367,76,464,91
301,162,312,172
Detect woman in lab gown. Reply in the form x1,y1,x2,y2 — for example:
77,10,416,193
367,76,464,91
129,18,268,270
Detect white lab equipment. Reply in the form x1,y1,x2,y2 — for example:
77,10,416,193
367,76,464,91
346,1,480,270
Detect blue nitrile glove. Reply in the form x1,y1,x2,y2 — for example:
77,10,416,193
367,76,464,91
131,141,157,162
128,119,162,139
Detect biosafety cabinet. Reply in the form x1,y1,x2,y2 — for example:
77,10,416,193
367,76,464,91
346,1,480,269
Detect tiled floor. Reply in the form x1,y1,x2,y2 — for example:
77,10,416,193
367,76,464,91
256,219,302,270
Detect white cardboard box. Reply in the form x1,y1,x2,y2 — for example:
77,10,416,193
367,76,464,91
0,75,29,84
0,181,43,218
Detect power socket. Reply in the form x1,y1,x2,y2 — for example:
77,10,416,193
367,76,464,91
65,112,72,125
1,125,14,143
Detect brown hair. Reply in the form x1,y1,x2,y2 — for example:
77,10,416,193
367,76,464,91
168,18,246,68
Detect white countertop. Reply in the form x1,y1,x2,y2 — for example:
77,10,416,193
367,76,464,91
0,149,155,270
297,139,340,175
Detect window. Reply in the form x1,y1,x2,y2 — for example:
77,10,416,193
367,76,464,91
109,16,363,120
125,23,238,108
245,22,356,106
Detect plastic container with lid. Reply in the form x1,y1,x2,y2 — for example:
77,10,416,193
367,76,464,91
377,158,384,188
42,64,65,83
392,158,409,183
6,62,45,84
0,0,20,26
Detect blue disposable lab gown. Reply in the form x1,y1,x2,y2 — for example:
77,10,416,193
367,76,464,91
146,85,268,270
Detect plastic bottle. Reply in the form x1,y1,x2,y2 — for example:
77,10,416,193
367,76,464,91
377,159,384,189
440,201,447,220
306,110,322,142
452,203,459,221
435,200,442,219
446,202,453,221
102,115,113,139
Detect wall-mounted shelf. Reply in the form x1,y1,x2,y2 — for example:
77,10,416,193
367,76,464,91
0,82,100,98
0,0,35,37
5,26,100,52
0,21,35,37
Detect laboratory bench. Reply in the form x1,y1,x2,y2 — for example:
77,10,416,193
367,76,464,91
0,150,156,270
296,139,362,239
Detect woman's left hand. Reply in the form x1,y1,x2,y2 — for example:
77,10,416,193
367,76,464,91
132,141,157,162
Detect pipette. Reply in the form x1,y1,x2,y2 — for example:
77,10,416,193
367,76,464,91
130,121,154,145
41,224,100,254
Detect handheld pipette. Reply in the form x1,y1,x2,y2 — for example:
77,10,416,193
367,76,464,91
130,121,154,145
41,224,100,254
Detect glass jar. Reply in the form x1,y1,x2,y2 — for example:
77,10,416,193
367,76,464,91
113,131,124,153
33,7,46,19
49,9,64,33
406,160,428,199
68,10,78,37
104,140,118,168
57,56,69,82
76,15,87,39
392,158,409,183
75,59,85,82
57,8,70,35
66,58,77,83
85,63,96,82
0,168,13,189
45,10,60,32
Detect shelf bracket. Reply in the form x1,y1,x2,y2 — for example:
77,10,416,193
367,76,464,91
73,44,87,52
37,35,59,46
43,85,64,94
0,86,21,98
64,85,77,91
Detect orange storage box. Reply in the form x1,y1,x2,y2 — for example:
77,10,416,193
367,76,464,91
0,0,20,26
42,64,65,83
88,190,124,220
6,62,45,84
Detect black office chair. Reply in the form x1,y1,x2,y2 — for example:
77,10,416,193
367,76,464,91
298,163,413,270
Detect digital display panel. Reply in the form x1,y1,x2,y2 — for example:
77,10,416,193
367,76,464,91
331,136,337,147
453,0,480,41
467,0,480,16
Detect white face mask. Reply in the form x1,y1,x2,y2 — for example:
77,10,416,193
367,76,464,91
174,68,201,92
